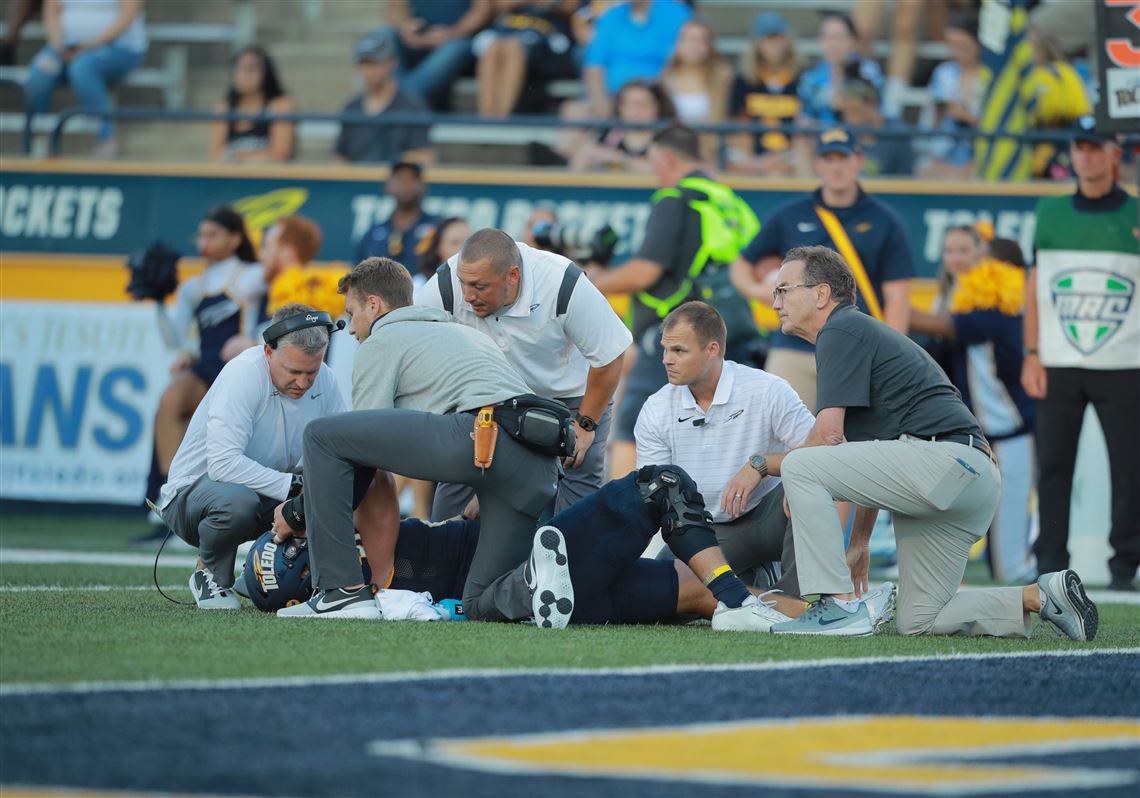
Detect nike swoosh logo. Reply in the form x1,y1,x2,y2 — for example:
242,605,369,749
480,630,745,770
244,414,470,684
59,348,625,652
797,222,817,232
819,615,852,625
315,593,363,611
310,392,322,399
678,416,695,423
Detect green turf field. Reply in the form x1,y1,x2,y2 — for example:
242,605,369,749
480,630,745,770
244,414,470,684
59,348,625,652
2,511,1137,686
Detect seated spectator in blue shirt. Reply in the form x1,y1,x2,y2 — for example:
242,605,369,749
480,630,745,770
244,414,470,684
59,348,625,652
836,75,914,176
387,0,493,110
797,12,883,128
335,29,435,165
725,11,803,176
921,13,986,179
354,161,441,275
473,0,580,117
583,0,691,117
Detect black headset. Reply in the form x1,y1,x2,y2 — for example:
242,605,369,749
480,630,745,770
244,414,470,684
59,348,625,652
262,311,345,349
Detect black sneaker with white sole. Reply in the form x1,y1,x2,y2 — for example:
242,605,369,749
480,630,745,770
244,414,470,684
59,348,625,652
189,568,241,610
526,526,574,629
1037,570,1098,641
276,585,381,619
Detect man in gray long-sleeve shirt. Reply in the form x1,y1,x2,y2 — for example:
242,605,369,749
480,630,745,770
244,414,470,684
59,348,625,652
277,257,560,622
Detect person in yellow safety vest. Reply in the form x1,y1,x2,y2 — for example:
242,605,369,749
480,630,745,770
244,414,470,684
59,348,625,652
591,123,762,479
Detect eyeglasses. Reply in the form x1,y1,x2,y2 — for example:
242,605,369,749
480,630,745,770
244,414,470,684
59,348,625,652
772,283,818,300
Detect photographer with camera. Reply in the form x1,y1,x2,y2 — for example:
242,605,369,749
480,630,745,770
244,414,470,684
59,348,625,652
591,124,762,478
156,304,347,610
421,228,631,516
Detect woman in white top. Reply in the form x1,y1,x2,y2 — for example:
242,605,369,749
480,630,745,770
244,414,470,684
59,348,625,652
23,0,148,157
660,19,731,161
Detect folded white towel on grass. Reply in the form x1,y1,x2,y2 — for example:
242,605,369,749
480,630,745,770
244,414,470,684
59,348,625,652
376,589,445,621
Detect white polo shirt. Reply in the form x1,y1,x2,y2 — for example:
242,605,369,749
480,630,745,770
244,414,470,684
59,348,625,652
419,242,632,399
635,360,815,523
158,347,346,509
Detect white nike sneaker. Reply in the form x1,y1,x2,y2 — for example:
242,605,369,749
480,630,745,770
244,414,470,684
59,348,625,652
1038,570,1098,641
526,526,574,629
711,593,791,632
862,582,897,633
189,568,241,610
276,585,381,619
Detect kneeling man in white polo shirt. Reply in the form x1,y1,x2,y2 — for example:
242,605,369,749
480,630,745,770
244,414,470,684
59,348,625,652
635,301,815,616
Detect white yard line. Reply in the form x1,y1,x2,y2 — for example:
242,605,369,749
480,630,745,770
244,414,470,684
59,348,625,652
0,549,198,567
0,585,184,593
1,648,1136,697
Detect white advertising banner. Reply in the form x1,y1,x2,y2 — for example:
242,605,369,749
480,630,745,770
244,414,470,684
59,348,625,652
0,300,173,504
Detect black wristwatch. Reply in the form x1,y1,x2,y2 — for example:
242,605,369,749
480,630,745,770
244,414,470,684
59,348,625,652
576,412,598,432
289,473,304,497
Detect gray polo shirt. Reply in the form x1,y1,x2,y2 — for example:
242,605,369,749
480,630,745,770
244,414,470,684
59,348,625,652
815,303,984,443
334,86,430,164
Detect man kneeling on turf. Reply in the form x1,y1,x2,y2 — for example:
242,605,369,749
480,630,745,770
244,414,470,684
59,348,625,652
157,304,346,609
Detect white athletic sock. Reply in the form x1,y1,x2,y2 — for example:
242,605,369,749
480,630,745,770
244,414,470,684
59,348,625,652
832,597,862,613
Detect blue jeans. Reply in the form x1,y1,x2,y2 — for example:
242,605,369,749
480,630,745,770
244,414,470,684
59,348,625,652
24,43,144,141
398,37,473,106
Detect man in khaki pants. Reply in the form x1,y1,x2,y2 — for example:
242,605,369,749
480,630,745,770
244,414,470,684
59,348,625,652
767,245,1098,641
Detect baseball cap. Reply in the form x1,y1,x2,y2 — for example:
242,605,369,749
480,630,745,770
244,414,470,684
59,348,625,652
356,29,397,63
816,127,861,155
390,160,424,177
752,12,789,38
1071,115,1110,145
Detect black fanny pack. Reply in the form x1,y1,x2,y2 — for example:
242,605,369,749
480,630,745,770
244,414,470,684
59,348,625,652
494,395,577,458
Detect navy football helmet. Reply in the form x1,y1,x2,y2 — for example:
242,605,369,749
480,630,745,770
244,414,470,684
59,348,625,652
243,531,313,612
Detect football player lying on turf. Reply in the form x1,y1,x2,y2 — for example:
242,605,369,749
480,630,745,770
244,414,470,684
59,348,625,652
270,463,895,631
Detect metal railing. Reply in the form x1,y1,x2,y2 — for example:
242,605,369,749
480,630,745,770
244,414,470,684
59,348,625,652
37,106,1138,171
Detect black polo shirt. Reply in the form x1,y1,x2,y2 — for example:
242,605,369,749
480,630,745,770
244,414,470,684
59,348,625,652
816,303,984,443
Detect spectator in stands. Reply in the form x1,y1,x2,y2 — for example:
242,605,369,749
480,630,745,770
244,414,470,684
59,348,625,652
568,0,618,51
583,0,692,117
335,29,434,165
836,75,914,176
797,12,883,129
355,160,440,276
386,0,493,110
1023,26,1092,179
725,11,802,176
920,13,985,180
1,0,43,66
569,78,675,172
660,19,731,161
23,0,147,158
473,0,580,117
208,46,295,164
416,216,471,288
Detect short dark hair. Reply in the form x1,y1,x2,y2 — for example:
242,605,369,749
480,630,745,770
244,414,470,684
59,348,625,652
783,245,857,305
988,237,1026,268
662,301,727,352
458,227,520,276
652,123,702,162
337,257,413,308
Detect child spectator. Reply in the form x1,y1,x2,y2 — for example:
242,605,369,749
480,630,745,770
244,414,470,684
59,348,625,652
1023,26,1092,179
386,0,493,110
725,11,802,176
208,46,295,164
473,0,580,117
797,11,883,128
921,13,986,179
837,74,914,176
22,0,147,158
569,78,675,172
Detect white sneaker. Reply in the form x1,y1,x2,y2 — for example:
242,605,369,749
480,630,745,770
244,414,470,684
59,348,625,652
526,526,574,629
862,582,897,633
711,593,791,632
276,586,381,619
189,568,241,610
1038,570,1098,641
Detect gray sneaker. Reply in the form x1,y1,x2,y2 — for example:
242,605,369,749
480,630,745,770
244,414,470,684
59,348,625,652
770,597,873,636
189,568,241,610
276,585,381,619
526,526,574,629
862,582,897,633
1038,570,1098,641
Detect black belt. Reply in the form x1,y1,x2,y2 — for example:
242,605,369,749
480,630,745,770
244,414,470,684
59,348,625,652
930,433,996,464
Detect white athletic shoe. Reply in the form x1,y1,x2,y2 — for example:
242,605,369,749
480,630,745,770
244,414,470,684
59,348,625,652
276,586,381,619
711,593,791,632
189,568,241,610
1038,570,1098,641
862,582,897,633
526,526,574,629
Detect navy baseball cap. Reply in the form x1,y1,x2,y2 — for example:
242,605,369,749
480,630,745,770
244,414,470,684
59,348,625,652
356,29,397,62
390,160,424,177
816,127,861,155
1072,115,1110,145
752,12,789,38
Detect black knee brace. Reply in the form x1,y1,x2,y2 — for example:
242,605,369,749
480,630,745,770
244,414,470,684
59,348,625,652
636,466,718,562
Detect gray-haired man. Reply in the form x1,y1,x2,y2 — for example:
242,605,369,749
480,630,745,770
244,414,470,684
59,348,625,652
278,257,561,622
158,304,347,609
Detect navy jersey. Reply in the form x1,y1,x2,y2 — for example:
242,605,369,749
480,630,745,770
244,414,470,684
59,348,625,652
951,310,1035,439
741,187,915,352
354,211,440,275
